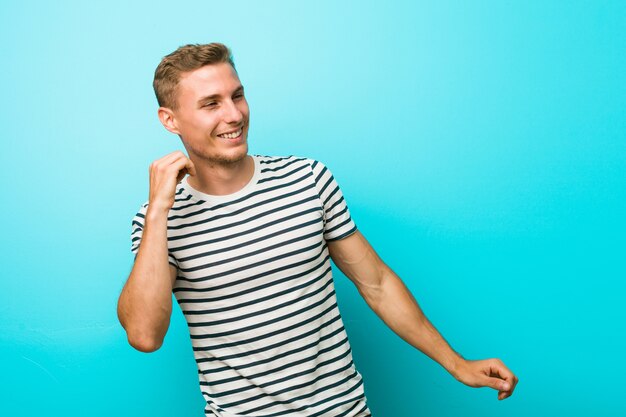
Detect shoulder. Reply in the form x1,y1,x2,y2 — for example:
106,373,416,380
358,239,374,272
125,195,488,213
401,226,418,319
257,153,329,166
254,154,325,171
252,154,336,183
254,154,314,165
131,201,150,224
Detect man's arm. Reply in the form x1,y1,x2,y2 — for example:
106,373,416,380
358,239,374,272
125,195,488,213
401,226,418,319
117,151,195,353
327,230,518,400
117,206,177,353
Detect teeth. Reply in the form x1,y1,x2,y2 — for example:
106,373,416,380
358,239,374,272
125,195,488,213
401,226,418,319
218,129,242,139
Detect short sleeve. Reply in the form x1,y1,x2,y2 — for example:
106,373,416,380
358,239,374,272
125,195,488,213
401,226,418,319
130,202,179,269
309,159,358,241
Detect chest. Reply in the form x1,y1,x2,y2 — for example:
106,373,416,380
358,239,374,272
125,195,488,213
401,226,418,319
170,192,327,302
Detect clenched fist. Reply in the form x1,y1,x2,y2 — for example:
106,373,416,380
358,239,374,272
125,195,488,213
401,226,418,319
453,358,519,400
148,151,196,212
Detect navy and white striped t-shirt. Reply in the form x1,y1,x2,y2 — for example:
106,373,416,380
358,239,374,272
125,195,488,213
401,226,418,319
130,155,372,417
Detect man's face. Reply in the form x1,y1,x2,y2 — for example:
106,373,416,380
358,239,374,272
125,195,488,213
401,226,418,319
170,62,250,165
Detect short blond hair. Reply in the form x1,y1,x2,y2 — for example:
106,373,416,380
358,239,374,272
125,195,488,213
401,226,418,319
153,43,236,110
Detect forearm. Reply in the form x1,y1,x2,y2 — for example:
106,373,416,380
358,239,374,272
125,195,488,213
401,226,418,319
117,206,173,351
362,267,464,377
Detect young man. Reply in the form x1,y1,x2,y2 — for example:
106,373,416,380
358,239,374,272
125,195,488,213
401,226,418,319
117,43,518,417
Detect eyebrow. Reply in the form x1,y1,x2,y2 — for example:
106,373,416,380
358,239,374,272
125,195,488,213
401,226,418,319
197,85,244,104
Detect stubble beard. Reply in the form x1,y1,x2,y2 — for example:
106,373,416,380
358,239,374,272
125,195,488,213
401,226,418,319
185,140,248,168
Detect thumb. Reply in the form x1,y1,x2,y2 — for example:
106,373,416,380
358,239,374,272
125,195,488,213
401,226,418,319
482,376,510,391
186,159,197,176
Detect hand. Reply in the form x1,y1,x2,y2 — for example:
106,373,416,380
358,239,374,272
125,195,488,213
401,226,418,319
148,151,196,211
452,358,518,400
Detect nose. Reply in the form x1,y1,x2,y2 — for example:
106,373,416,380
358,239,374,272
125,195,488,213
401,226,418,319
222,99,244,124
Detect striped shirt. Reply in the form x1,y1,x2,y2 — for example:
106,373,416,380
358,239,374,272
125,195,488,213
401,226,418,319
130,154,372,417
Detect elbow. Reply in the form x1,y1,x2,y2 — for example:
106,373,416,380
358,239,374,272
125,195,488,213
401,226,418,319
127,332,164,353
359,286,383,309
356,267,389,308
117,297,168,353
356,280,385,309
118,311,165,353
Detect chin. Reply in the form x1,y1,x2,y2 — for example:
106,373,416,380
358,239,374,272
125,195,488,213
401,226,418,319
210,146,248,165
183,134,249,165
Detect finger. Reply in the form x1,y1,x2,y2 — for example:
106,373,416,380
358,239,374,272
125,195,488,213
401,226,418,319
500,387,514,400
185,158,197,176
497,376,518,401
508,375,519,395
155,150,186,166
488,361,516,388
153,153,190,179
168,152,196,178
485,376,511,391
171,157,194,182
170,156,194,174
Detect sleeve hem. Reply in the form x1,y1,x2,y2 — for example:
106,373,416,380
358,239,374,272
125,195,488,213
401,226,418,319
325,224,358,242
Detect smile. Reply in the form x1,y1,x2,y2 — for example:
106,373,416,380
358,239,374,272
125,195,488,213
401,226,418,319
217,128,243,139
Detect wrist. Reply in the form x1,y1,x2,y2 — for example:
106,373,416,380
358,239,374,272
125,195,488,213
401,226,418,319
146,203,170,222
448,355,467,379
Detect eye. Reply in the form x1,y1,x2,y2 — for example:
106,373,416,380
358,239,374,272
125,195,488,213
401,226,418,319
203,102,218,108
233,93,244,99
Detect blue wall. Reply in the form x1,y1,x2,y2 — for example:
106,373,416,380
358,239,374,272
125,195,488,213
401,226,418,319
1,1,624,415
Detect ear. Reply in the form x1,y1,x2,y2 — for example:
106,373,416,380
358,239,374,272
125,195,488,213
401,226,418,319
157,107,181,135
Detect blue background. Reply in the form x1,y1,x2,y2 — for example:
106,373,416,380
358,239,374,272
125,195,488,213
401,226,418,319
1,1,625,415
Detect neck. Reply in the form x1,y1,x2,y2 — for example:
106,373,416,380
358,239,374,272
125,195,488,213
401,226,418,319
187,154,254,196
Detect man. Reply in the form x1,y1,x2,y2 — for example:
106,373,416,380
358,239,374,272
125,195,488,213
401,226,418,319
117,43,518,416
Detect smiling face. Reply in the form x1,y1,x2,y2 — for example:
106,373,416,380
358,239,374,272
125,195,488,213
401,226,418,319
163,62,250,165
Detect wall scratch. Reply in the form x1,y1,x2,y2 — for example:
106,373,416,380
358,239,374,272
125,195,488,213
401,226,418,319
21,355,60,384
